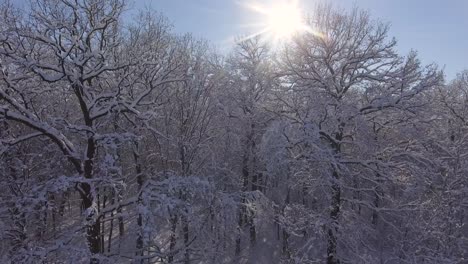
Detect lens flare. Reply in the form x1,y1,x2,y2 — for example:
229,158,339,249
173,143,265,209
237,0,321,44
266,2,303,39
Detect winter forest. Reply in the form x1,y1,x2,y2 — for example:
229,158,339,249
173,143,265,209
0,0,467,263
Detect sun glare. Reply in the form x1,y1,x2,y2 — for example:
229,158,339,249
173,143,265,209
267,3,303,39
239,0,316,43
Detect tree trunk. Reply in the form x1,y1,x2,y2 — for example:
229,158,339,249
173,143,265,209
326,131,342,264
183,214,190,264
236,149,250,255
134,143,145,262
327,175,341,264
168,214,178,263
81,183,101,262
250,171,257,245
101,194,107,254
75,81,102,262
282,188,291,259
80,135,101,263
107,193,115,253
235,210,243,255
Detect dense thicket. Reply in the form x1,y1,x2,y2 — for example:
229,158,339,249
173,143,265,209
0,1,466,263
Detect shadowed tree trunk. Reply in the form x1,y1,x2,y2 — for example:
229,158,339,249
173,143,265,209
168,214,178,263
134,142,145,261
326,131,342,264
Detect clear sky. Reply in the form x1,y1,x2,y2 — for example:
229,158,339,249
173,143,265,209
11,0,467,80
132,0,468,80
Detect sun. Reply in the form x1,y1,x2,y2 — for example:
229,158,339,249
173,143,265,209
266,2,304,39
240,0,310,42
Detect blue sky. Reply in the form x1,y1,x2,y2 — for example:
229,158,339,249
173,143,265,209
133,0,468,80
11,0,467,80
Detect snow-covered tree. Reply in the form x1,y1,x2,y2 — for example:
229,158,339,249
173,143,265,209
1,1,465,263
272,5,442,263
